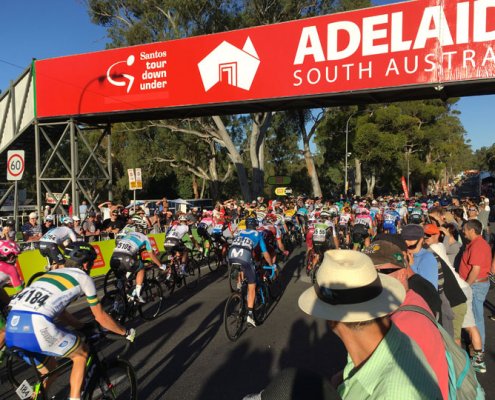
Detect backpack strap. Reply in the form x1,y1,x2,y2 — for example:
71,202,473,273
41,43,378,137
397,304,438,326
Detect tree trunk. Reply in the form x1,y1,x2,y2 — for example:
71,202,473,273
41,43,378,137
249,112,272,199
303,139,322,197
354,158,362,196
212,116,252,200
192,174,199,199
200,178,206,198
365,173,376,197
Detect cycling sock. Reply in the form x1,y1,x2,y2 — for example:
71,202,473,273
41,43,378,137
135,285,142,297
248,308,254,315
69,397,81,400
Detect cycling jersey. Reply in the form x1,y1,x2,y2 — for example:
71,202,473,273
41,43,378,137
166,224,190,241
354,214,373,229
6,268,98,362
40,226,77,245
339,213,352,226
228,229,268,284
383,210,401,234
197,217,214,237
0,261,23,289
114,232,152,256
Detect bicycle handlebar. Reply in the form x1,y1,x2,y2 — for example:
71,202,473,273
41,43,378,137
262,265,276,280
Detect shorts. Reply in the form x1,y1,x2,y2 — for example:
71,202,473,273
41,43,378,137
164,238,185,253
228,247,255,284
6,311,80,368
196,224,211,239
110,252,140,274
313,241,330,254
452,302,467,342
39,242,65,265
352,225,369,244
383,223,397,234
462,285,476,328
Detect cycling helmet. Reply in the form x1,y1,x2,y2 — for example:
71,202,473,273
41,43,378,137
0,240,20,264
320,211,331,218
131,215,148,232
264,214,277,224
245,217,258,229
62,216,74,225
178,214,187,223
64,241,97,273
360,208,370,215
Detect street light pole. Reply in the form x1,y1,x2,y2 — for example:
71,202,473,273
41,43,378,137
345,113,354,196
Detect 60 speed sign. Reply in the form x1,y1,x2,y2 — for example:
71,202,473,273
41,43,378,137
7,150,25,181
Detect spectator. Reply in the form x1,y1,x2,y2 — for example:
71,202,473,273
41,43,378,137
298,250,442,399
43,205,51,219
365,240,449,400
1,219,16,241
459,219,492,372
82,211,100,242
98,201,113,221
41,215,55,234
73,216,83,237
21,212,42,242
101,208,125,239
477,198,490,241
79,200,88,221
440,223,462,267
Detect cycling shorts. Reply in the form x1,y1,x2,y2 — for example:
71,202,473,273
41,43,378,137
313,241,331,254
110,252,140,274
228,246,256,284
6,311,80,368
383,222,397,234
164,237,185,253
39,242,65,265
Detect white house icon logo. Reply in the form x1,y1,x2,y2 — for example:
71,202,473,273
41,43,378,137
198,37,260,92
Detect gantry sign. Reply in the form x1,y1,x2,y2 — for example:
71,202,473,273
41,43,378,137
36,0,495,120
1,0,495,215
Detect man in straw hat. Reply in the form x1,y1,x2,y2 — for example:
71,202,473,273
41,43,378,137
298,249,442,399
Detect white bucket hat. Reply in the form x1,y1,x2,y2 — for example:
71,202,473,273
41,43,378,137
298,250,405,323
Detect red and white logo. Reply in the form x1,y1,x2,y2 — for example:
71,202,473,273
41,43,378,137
198,37,260,92
106,55,136,93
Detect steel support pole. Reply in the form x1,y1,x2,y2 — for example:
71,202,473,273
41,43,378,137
35,122,42,218
70,120,78,216
13,181,18,232
107,125,113,202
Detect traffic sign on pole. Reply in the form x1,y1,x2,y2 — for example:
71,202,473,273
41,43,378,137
7,150,25,181
274,187,287,196
128,168,136,190
135,168,143,190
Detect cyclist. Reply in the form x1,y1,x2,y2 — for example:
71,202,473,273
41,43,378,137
228,217,273,328
197,210,214,256
39,216,78,269
0,240,23,361
5,242,135,400
308,211,339,270
408,204,424,225
164,214,197,277
383,204,401,234
110,217,162,303
352,207,373,249
337,206,353,247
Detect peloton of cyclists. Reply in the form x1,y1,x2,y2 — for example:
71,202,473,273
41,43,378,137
39,216,78,269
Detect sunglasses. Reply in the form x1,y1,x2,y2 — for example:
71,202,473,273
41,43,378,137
406,239,421,250
468,208,477,211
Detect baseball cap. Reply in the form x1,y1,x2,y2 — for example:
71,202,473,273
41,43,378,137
29,212,38,219
424,224,440,236
45,215,54,222
401,224,424,241
73,216,81,221
363,240,405,269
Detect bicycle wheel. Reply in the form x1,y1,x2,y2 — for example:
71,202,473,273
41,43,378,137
158,268,175,299
103,269,118,296
253,284,269,324
86,359,137,400
223,293,244,342
184,259,200,289
229,264,241,292
268,277,282,301
101,291,128,324
5,351,44,392
207,250,219,272
138,279,163,321
27,271,46,286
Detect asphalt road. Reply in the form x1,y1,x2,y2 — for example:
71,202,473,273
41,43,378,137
2,247,495,399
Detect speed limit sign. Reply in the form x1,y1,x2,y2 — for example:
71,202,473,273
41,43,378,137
7,150,25,181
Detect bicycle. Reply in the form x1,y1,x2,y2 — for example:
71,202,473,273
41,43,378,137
158,247,201,292
101,267,163,324
205,234,229,272
5,328,137,399
224,265,273,342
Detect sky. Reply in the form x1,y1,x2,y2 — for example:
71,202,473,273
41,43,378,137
0,0,494,151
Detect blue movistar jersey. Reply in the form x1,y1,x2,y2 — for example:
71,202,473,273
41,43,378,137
234,229,268,253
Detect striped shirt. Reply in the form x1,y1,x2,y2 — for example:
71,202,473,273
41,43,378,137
9,268,99,318
338,323,442,400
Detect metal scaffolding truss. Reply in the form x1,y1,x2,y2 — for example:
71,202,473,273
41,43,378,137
35,119,112,217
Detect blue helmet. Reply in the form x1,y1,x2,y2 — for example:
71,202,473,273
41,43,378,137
245,217,258,229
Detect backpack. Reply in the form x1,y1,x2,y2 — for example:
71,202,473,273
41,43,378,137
398,305,485,400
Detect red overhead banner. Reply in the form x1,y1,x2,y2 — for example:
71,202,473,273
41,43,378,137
35,0,495,118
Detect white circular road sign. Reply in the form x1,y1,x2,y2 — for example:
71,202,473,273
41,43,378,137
7,150,25,181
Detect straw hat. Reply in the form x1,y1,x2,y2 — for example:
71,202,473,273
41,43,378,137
298,250,405,323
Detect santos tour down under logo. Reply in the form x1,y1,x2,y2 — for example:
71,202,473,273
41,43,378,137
198,37,260,92
107,55,136,93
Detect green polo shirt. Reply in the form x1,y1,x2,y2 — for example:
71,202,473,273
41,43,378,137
338,323,442,400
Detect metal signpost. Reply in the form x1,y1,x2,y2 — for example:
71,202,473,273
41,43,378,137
7,150,25,232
